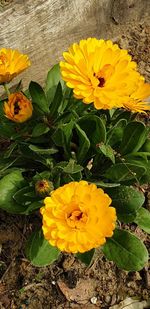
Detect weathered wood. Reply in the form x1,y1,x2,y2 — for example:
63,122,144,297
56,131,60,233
0,0,149,88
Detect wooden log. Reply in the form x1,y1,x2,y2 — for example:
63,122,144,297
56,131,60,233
0,0,149,88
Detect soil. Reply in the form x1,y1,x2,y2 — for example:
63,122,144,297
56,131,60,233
0,20,150,309
0,209,150,309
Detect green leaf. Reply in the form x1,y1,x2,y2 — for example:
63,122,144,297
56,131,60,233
75,123,90,164
111,110,132,124
26,230,60,266
29,81,49,113
134,207,150,234
32,123,50,137
88,181,120,188
97,143,115,163
120,121,148,155
0,170,26,213
105,163,146,182
0,121,16,139
78,115,106,146
140,160,150,184
125,152,150,160
0,157,19,174
33,171,51,182
52,120,74,158
63,159,83,174
76,249,95,266
45,64,65,104
13,186,37,206
46,64,64,92
106,185,145,223
109,108,116,118
107,119,127,146
49,82,63,118
123,156,150,184
29,144,58,155
24,201,43,215
102,229,148,271
141,139,150,152
4,142,17,158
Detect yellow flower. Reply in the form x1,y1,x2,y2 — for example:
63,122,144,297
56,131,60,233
40,181,116,253
0,48,30,84
4,92,33,123
35,179,54,196
122,80,150,113
60,38,142,110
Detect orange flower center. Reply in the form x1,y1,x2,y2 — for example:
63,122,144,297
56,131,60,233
67,209,88,229
36,180,50,191
94,64,114,88
94,73,105,88
98,77,105,87
14,101,21,115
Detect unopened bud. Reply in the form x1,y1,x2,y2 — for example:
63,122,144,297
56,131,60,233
35,179,54,196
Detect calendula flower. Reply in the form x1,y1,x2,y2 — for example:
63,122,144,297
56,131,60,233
122,80,150,113
0,48,30,84
40,181,116,253
60,38,142,110
4,92,33,123
35,179,54,196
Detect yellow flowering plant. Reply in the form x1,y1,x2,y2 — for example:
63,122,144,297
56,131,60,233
0,43,150,271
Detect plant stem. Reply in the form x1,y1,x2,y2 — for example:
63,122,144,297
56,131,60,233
3,83,10,97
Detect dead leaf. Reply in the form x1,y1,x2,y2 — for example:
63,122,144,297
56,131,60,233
110,297,150,309
57,278,96,304
0,283,11,308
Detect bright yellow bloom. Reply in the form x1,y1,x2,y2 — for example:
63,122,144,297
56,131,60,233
122,80,150,113
40,181,116,253
0,48,30,84
4,92,33,123
35,179,54,196
60,38,142,110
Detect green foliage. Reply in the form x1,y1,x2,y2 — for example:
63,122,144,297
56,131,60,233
102,229,148,271
32,123,50,137
49,82,63,118
120,121,148,155
0,169,42,214
1,63,150,271
104,162,146,182
62,159,83,174
97,143,115,163
76,249,95,266
78,114,106,146
106,185,145,223
0,170,27,213
75,123,90,164
134,207,150,234
26,230,60,266
29,81,49,114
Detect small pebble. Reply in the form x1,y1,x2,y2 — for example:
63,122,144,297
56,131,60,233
111,294,117,306
90,296,97,304
105,295,111,304
52,281,56,285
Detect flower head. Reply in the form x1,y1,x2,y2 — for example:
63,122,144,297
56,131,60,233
35,179,54,196
60,38,142,110
4,92,33,123
122,80,150,113
40,181,116,253
0,48,30,84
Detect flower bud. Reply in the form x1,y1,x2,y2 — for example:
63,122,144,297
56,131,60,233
4,92,33,123
35,179,54,196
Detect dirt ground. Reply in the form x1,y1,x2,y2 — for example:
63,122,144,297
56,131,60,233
0,20,150,309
